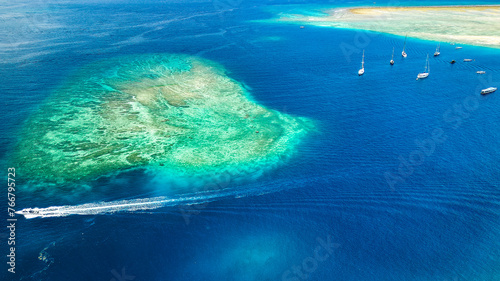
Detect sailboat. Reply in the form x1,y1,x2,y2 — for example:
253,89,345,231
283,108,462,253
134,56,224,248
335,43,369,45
358,50,365,76
481,87,497,95
434,43,440,56
390,47,395,65
402,34,408,58
416,54,430,80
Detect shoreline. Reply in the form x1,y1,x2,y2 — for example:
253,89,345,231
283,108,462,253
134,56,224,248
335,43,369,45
273,4,500,49
347,4,500,14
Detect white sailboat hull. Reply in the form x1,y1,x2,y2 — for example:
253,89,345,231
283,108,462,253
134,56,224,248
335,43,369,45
358,68,365,76
416,72,429,80
481,87,497,95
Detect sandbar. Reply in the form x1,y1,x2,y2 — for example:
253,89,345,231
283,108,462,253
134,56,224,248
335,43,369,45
273,5,500,48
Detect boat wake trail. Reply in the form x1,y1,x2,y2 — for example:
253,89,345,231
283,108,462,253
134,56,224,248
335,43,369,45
16,175,335,219
16,191,227,219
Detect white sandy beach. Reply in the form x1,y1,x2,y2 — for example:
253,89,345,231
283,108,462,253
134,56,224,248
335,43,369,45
275,5,500,48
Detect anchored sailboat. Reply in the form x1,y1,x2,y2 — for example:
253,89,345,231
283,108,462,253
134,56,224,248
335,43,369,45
390,47,395,65
417,54,430,80
402,34,408,58
481,87,497,95
358,50,365,76
434,43,440,56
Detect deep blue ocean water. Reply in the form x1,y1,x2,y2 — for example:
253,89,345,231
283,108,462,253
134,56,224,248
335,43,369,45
1,0,499,280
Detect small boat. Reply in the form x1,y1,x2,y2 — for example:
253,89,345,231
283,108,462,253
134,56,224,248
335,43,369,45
481,87,497,95
450,60,456,64
390,47,395,65
300,26,305,29
358,50,365,76
417,54,430,80
477,71,486,74
402,34,408,58
456,46,463,49
434,43,440,56
463,59,473,62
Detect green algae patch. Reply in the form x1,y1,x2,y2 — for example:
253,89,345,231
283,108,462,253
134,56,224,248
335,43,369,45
13,54,312,186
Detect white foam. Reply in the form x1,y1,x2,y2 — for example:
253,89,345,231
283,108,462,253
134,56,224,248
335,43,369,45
16,174,317,219
16,193,219,219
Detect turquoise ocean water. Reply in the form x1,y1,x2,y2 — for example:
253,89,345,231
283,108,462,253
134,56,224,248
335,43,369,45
0,0,499,280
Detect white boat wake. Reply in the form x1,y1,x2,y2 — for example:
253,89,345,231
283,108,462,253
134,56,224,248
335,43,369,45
16,193,222,219
16,176,328,219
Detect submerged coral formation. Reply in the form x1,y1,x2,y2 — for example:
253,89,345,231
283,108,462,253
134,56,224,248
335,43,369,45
14,54,311,185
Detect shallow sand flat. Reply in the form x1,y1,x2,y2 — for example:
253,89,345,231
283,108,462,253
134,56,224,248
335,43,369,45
349,5,500,14
275,5,500,48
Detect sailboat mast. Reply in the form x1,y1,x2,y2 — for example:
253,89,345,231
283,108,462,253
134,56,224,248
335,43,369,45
358,50,365,75
361,50,364,68
424,54,429,72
